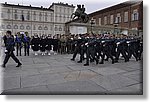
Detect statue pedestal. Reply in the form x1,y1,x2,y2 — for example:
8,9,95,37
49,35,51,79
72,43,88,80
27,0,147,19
65,22,88,34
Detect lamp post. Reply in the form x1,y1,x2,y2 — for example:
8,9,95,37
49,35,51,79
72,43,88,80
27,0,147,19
90,18,95,34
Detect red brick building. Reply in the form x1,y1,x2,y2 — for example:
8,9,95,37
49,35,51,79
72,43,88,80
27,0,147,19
88,0,143,36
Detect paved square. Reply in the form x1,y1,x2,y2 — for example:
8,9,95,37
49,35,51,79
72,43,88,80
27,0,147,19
0,48,143,95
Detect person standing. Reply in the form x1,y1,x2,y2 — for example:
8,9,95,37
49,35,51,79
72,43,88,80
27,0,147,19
30,35,40,55
2,31,22,68
46,34,52,55
40,35,47,55
15,33,22,56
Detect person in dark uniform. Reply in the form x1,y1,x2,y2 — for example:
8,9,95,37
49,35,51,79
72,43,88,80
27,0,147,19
15,33,22,56
70,34,85,62
3,35,7,47
52,35,59,55
126,38,140,61
99,39,115,64
84,34,99,66
115,37,129,62
46,34,52,55
2,30,22,68
30,34,40,55
21,33,30,56
40,35,47,55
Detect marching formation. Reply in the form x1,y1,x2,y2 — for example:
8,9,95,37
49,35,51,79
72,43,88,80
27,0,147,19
70,33,143,66
2,32,143,67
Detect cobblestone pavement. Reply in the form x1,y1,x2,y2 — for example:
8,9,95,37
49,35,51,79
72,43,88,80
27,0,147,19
0,47,143,95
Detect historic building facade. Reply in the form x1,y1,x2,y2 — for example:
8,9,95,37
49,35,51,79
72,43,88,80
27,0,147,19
88,0,143,37
0,2,75,36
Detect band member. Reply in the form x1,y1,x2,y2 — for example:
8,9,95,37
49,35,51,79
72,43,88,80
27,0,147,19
40,34,47,55
21,33,30,56
15,33,22,56
46,34,53,55
30,34,40,55
2,30,22,68
52,35,59,55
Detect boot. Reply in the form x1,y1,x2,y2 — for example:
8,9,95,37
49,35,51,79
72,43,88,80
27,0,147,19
16,63,22,67
84,63,89,66
77,60,82,63
2,64,6,68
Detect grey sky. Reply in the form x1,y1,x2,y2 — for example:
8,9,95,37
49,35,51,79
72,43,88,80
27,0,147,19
0,0,129,13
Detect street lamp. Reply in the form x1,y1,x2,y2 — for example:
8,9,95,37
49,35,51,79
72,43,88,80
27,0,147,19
90,18,95,34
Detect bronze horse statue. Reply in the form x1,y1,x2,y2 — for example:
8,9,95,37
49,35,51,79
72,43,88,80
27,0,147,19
71,5,89,23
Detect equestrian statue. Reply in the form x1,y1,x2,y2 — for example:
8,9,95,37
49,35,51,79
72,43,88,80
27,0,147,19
71,5,89,23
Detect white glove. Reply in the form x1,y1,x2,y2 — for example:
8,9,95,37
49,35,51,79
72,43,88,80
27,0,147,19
101,41,105,43
5,50,8,53
85,43,88,45
126,41,130,44
117,42,120,45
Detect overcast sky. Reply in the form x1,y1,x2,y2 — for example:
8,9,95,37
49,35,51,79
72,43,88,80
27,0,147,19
0,0,129,13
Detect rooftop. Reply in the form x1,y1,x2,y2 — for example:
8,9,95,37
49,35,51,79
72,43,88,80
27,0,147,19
89,0,143,16
49,2,75,8
0,2,54,11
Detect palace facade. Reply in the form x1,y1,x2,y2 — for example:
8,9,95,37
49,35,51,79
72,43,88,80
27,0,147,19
0,2,75,36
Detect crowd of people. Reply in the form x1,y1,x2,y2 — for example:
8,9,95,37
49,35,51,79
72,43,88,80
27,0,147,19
2,31,143,67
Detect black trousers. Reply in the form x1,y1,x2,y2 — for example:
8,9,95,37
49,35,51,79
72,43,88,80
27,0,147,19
16,43,22,56
85,46,98,64
100,46,114,63
24,43,29,56
115,47,128,61
3,51,20,65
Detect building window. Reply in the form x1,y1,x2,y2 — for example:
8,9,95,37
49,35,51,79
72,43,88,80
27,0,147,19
60,7,62,12
14,14,18,20
7,9,11,19
44,26,48,30
99,18,101,26
14,10,18,20
20,25,24,30
14,25,18,29
59,15,62,22
132,9,139,21
33,11,36,20
26,25,31,30
38,26,42,30
110,15,114,24
26,11,30,20
21,10,25,21
33,25,36,30
39,12,42,21
124,12,128,22
1,13,4,18
7,25,11,29
55,25,58,31
115,13,121,23
104,16,107,25
67,8,69,13
64,8,66,13
45,12,47,21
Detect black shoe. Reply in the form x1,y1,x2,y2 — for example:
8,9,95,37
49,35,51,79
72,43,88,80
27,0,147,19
70,58,75,61
104,59,108,61
84,63,89,66
99,62,104,64
96,59,99,65
2,64,6,68
77,61,82,63
112,60,115,64
16,63,22,67
125,59,129,62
